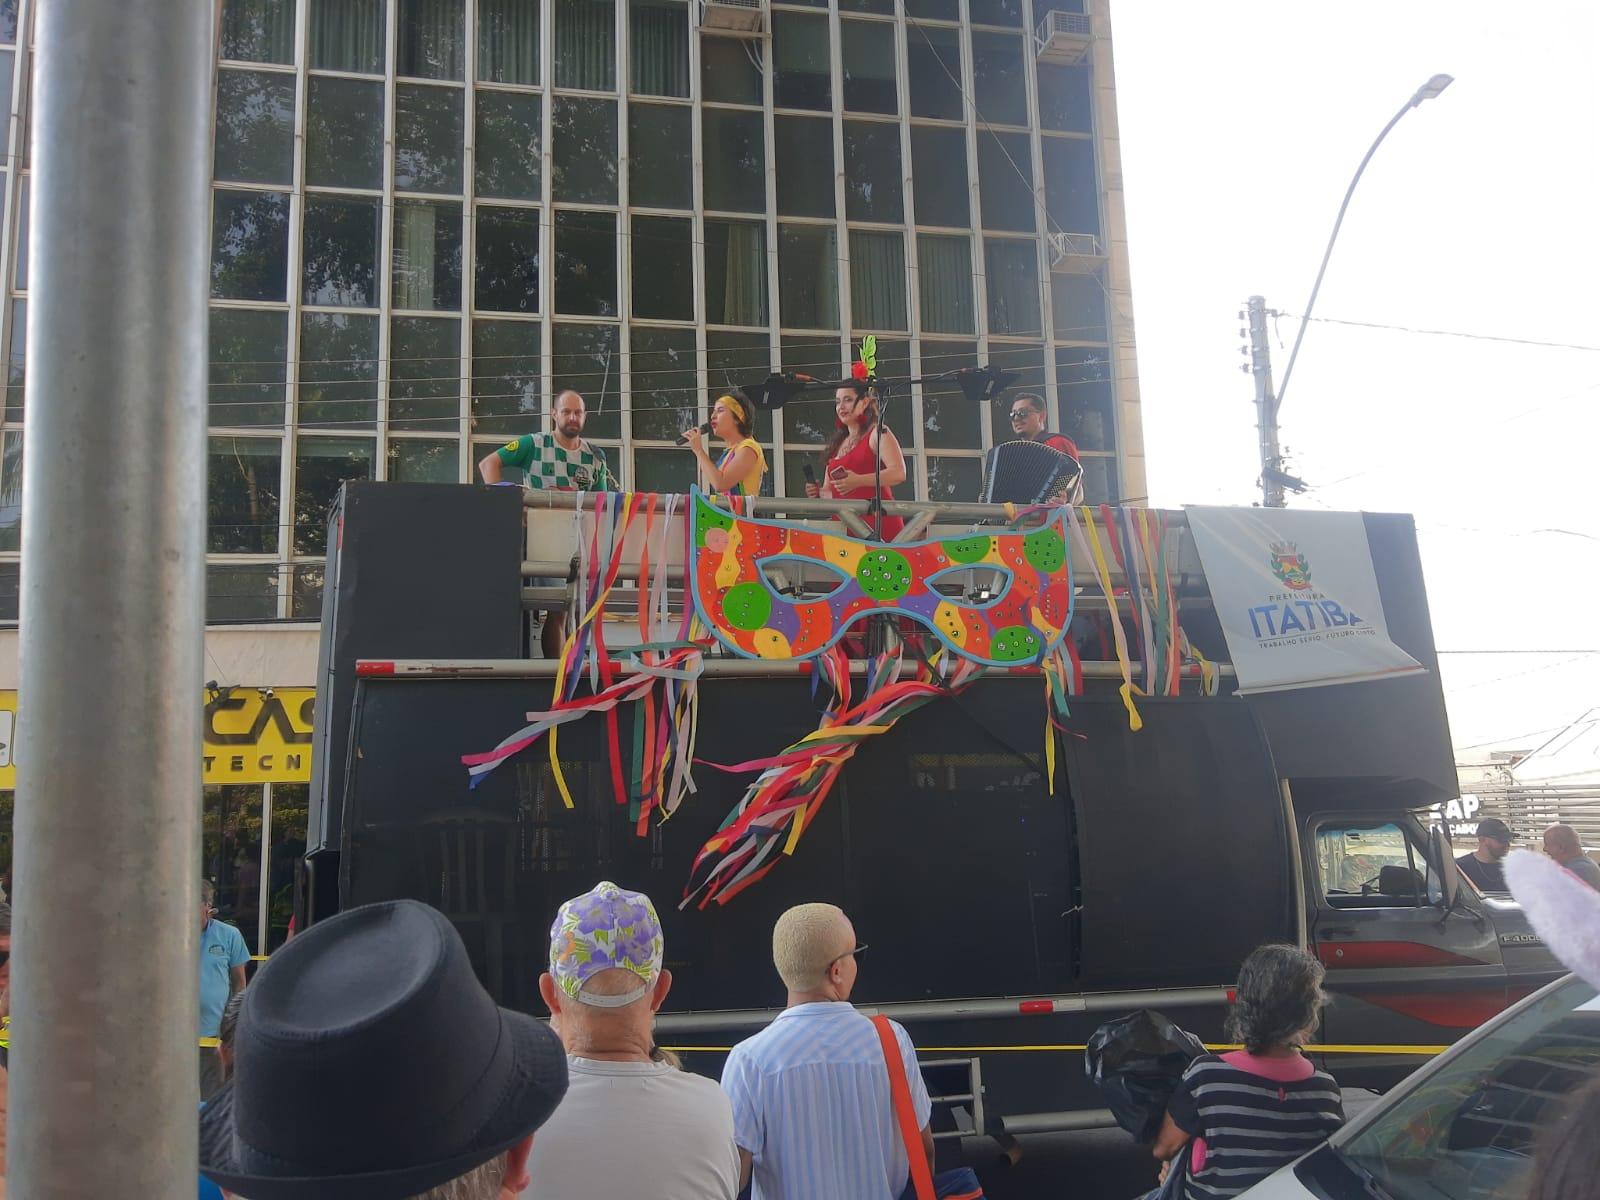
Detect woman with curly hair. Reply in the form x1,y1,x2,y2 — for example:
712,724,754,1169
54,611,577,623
1145,944,1345,1199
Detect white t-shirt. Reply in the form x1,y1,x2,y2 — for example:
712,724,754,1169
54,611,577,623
525,1056,741,1200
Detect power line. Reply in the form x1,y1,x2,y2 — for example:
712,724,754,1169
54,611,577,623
1272,312,1600,355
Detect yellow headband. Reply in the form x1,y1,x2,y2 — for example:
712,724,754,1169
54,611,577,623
715,393,747,424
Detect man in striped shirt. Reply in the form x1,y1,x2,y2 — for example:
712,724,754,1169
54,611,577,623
720,903,935,1200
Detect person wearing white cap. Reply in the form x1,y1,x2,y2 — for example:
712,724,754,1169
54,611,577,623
527,881,739,1200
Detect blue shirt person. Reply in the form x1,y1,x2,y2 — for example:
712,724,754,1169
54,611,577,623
199,881,249,1038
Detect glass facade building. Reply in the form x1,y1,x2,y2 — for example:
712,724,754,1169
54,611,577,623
0,0,1139,624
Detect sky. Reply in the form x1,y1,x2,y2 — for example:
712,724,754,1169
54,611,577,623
1109,0,1600,759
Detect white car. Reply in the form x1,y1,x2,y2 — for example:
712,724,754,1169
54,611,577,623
1243,972,1596,1199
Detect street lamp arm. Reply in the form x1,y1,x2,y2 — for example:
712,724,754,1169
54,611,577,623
1273,74,1453,415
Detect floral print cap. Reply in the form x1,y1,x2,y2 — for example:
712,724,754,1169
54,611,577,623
548,881,665,1006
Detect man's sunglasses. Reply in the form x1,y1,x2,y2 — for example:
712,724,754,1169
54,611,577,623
1008,409,1034,421
828,943,868,968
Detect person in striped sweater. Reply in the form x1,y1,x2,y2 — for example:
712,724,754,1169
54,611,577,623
1145,945,1345,1199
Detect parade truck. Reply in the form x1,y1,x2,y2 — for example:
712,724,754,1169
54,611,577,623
299,481,1560,1143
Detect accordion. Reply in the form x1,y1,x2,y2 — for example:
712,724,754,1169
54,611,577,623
979,439,1083,505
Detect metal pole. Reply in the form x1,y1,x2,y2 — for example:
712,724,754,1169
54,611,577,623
1246,296,1284,508
12,0,213,1195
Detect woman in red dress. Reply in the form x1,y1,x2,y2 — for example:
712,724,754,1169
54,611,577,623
804,385,907,541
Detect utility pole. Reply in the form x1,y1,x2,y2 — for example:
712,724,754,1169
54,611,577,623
1246,295,1286,508
11,1,213,1195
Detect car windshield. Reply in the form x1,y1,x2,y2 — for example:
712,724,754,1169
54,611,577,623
1338,976,1599,1199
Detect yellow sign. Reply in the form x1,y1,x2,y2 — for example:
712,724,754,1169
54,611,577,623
0,687,316,788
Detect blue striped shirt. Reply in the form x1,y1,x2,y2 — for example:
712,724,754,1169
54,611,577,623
721,1002,932,1200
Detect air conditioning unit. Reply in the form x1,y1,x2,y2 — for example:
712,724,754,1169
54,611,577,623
1034,10,1093,64
700,0,764,37
1048,231,1106,274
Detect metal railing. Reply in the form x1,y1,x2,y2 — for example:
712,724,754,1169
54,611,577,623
1048,230,1105,266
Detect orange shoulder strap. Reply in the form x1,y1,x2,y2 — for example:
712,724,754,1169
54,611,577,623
871,1014,936,1200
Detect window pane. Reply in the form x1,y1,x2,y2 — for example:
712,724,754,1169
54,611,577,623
632,216,693,321
211,189,289,301
968,0,1020,26
984,238,1039,336
13,175,25,291
210,308,288,427
925,454,981,501
984,342,1043,443
1052,273,1106,342
475,206,540,313
701,40,761,105
920,339,979,448
0,562,15,621
916,234,972,335
475,90,542,200
5,299,23,424
206,564,279,622
392,200,464,310
221,0,297,61
704,219,768,327
856,336,914,442
629,325,697,441
1038,63,1092,133
394,84,465,193
1079,454,1114,504
977,130,1034,231
909,126,968,226
307,76,384,189
908,26,962,121
391,315,460,430
552,97,618,203
779,224,838,330
389,438,460,482
299,312,379,427
294,437,376,554
554,210,617,317
214,69,295,185
0,431,21,551
905,0,957,20
478,0,540,84
551,323,621,439
849,230,906,332
707,332,773,443
631,0,688,97
398,0,464,79
841,21,896,114
632,448,696,494
772,12,830,111
843,122,902,223
555,0,616,90
289,566,325,620
1057,347,1114,451
471,318,543,436
1043,137,1100,236
775,116,834,218
840,0,892,14
209,435,282,553
303,195,380,307
628,103,692,209
702,109,764,212
310,0,386,73
972,32,1026,126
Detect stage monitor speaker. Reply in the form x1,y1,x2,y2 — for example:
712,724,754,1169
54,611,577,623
306,482,524,856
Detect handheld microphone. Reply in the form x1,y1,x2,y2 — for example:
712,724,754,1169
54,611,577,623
676,420,713,446
802,464,818,486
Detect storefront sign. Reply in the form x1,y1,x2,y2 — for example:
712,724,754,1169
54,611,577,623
1185,507,1424,694
0,687,315,788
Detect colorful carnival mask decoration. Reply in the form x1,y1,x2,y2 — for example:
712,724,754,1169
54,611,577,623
690,489,1073,667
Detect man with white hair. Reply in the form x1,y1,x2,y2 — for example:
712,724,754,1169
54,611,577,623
528,881,740,1199
721,902,943,1200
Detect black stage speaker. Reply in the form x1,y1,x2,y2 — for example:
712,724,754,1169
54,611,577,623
306,482,524,860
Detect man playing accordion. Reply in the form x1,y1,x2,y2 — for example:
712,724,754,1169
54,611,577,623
980,393,1083,505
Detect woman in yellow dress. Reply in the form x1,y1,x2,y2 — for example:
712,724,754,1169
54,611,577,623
683,392,767,497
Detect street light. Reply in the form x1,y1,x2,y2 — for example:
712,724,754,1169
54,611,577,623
1273,73,1454,413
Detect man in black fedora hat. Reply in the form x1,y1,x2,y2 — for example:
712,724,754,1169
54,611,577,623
199,899,569,1200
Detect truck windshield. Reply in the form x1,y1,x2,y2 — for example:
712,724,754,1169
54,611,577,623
1336,976,1598,1199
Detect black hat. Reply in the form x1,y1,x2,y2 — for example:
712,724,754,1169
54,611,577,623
200,900,568,1200
1476,817,1513,842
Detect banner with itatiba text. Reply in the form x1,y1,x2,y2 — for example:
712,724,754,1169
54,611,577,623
1185,507,1424,694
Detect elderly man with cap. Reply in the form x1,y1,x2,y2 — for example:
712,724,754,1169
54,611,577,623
1456,817,1514,893
528,881,739,1199
199,900,568,1200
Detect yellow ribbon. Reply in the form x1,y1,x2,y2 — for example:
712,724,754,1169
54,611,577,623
1077,507,1142,731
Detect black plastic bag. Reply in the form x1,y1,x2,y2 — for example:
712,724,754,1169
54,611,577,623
1084,1009,1207,1142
